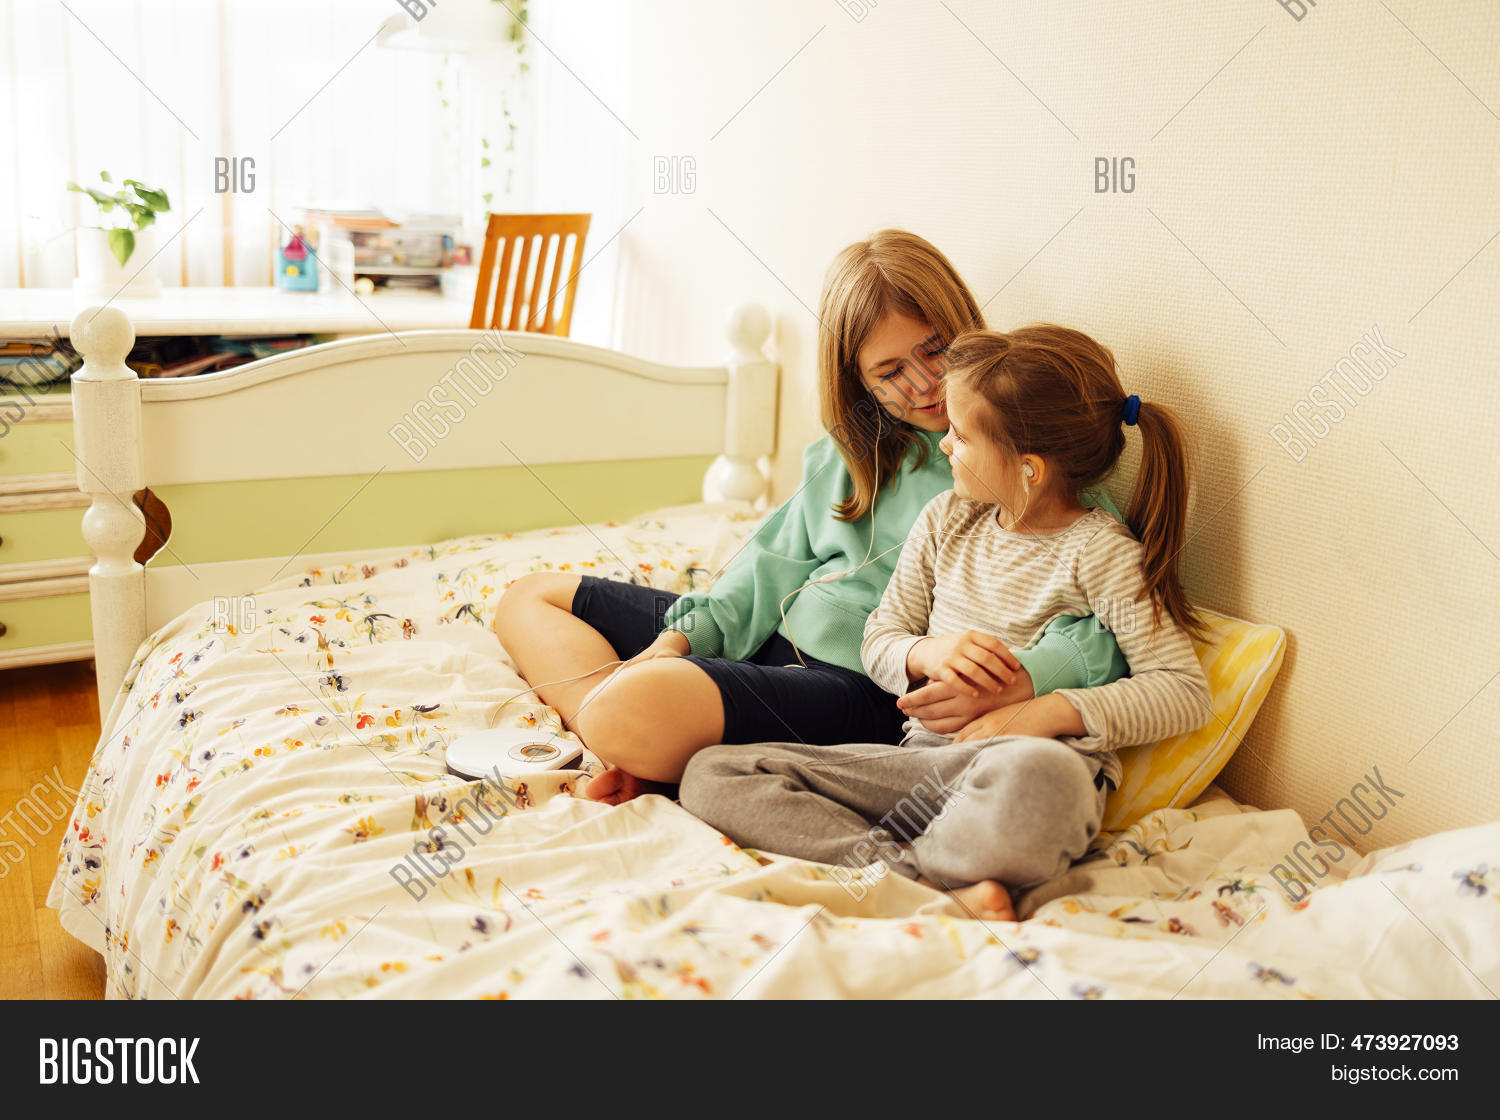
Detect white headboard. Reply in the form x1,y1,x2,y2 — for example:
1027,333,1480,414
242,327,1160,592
67,303,778,718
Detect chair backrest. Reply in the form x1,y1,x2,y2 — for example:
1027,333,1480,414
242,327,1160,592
469,213,591,336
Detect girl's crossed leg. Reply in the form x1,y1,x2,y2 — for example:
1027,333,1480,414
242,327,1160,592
492,572,724,802
678,734,1107,921
492,572,908,804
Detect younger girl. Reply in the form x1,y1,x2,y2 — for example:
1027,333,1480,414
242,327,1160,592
679,325,1214,921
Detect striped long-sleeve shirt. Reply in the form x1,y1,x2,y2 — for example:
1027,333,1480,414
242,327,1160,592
860,491,1213,789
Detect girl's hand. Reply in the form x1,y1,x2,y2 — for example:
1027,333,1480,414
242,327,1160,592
908,630,1020,698
951,694,1085,744
896,669,1036,734
952,702,1035,744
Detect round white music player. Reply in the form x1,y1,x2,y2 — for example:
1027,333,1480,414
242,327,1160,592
445,726,584,780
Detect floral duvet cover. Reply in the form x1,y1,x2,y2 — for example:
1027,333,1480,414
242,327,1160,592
48,500,1500,998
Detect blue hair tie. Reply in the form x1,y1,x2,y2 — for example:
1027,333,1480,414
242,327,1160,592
1122,394,1141,426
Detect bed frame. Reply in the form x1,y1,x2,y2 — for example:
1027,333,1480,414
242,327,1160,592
67,302,777,720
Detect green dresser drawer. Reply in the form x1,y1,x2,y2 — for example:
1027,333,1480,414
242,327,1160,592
0,589,92,653
0,500,89,566
0,417,77,479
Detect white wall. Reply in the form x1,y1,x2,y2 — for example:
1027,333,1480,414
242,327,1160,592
531,0,1500,849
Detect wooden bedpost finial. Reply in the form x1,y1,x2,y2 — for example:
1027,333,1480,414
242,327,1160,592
70,305,136,380
725,303,771,364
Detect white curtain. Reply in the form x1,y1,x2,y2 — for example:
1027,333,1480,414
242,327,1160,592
0,0,532,289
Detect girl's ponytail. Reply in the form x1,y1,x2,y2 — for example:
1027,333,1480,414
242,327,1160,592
1127,399,1205,640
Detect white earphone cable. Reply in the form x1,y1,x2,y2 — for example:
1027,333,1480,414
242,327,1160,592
488,659,633,728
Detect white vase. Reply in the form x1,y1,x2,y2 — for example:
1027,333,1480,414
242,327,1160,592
74,226,163,301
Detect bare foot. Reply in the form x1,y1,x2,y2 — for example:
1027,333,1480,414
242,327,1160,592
582,766,677,806
925,878,1016,922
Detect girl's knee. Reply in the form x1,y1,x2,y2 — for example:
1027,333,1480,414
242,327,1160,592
960,737,1092,804
573,677,654,767
494,572,569,640
501,571,580,614
916,739,1102,888
573,662,723,777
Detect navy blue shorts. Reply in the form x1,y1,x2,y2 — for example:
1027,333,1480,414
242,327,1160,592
570,575,908,747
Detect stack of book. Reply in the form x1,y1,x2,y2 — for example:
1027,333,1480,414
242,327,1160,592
1,336,315,385
300,205,461,294
122,336,314,379
0,338,80,390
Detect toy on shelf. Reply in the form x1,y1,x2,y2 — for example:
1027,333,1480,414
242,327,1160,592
276,227,319,291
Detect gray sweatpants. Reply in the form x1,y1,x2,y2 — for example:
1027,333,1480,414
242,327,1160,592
678,731,1108,890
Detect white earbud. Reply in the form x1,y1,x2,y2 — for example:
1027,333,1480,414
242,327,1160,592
1022,462,1036,481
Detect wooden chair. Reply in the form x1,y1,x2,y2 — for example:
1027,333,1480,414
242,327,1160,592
469,213,591,336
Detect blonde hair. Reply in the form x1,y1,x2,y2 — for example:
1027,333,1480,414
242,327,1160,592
946,326,1205,639
817,230,983,522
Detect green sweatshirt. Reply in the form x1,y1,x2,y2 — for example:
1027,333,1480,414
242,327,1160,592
661,425,1128,695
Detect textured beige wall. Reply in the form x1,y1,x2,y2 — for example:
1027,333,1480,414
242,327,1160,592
540,0,1500,851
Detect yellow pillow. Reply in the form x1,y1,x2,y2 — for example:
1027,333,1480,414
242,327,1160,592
1101,610,1287,832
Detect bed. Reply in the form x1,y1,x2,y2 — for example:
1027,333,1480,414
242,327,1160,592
49,306,1500,999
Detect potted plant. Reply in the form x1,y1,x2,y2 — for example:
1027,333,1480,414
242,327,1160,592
68,172,171,299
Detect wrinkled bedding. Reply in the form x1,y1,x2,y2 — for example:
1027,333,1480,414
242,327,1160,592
49,500,1500,998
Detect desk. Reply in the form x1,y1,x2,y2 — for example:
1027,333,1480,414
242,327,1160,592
0,283,476,338
0,284,477,669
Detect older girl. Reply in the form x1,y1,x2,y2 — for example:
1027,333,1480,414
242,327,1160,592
491,235,1126,804
680,326,1213,921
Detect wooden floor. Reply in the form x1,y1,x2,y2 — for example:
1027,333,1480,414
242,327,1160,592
0,660,106,999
